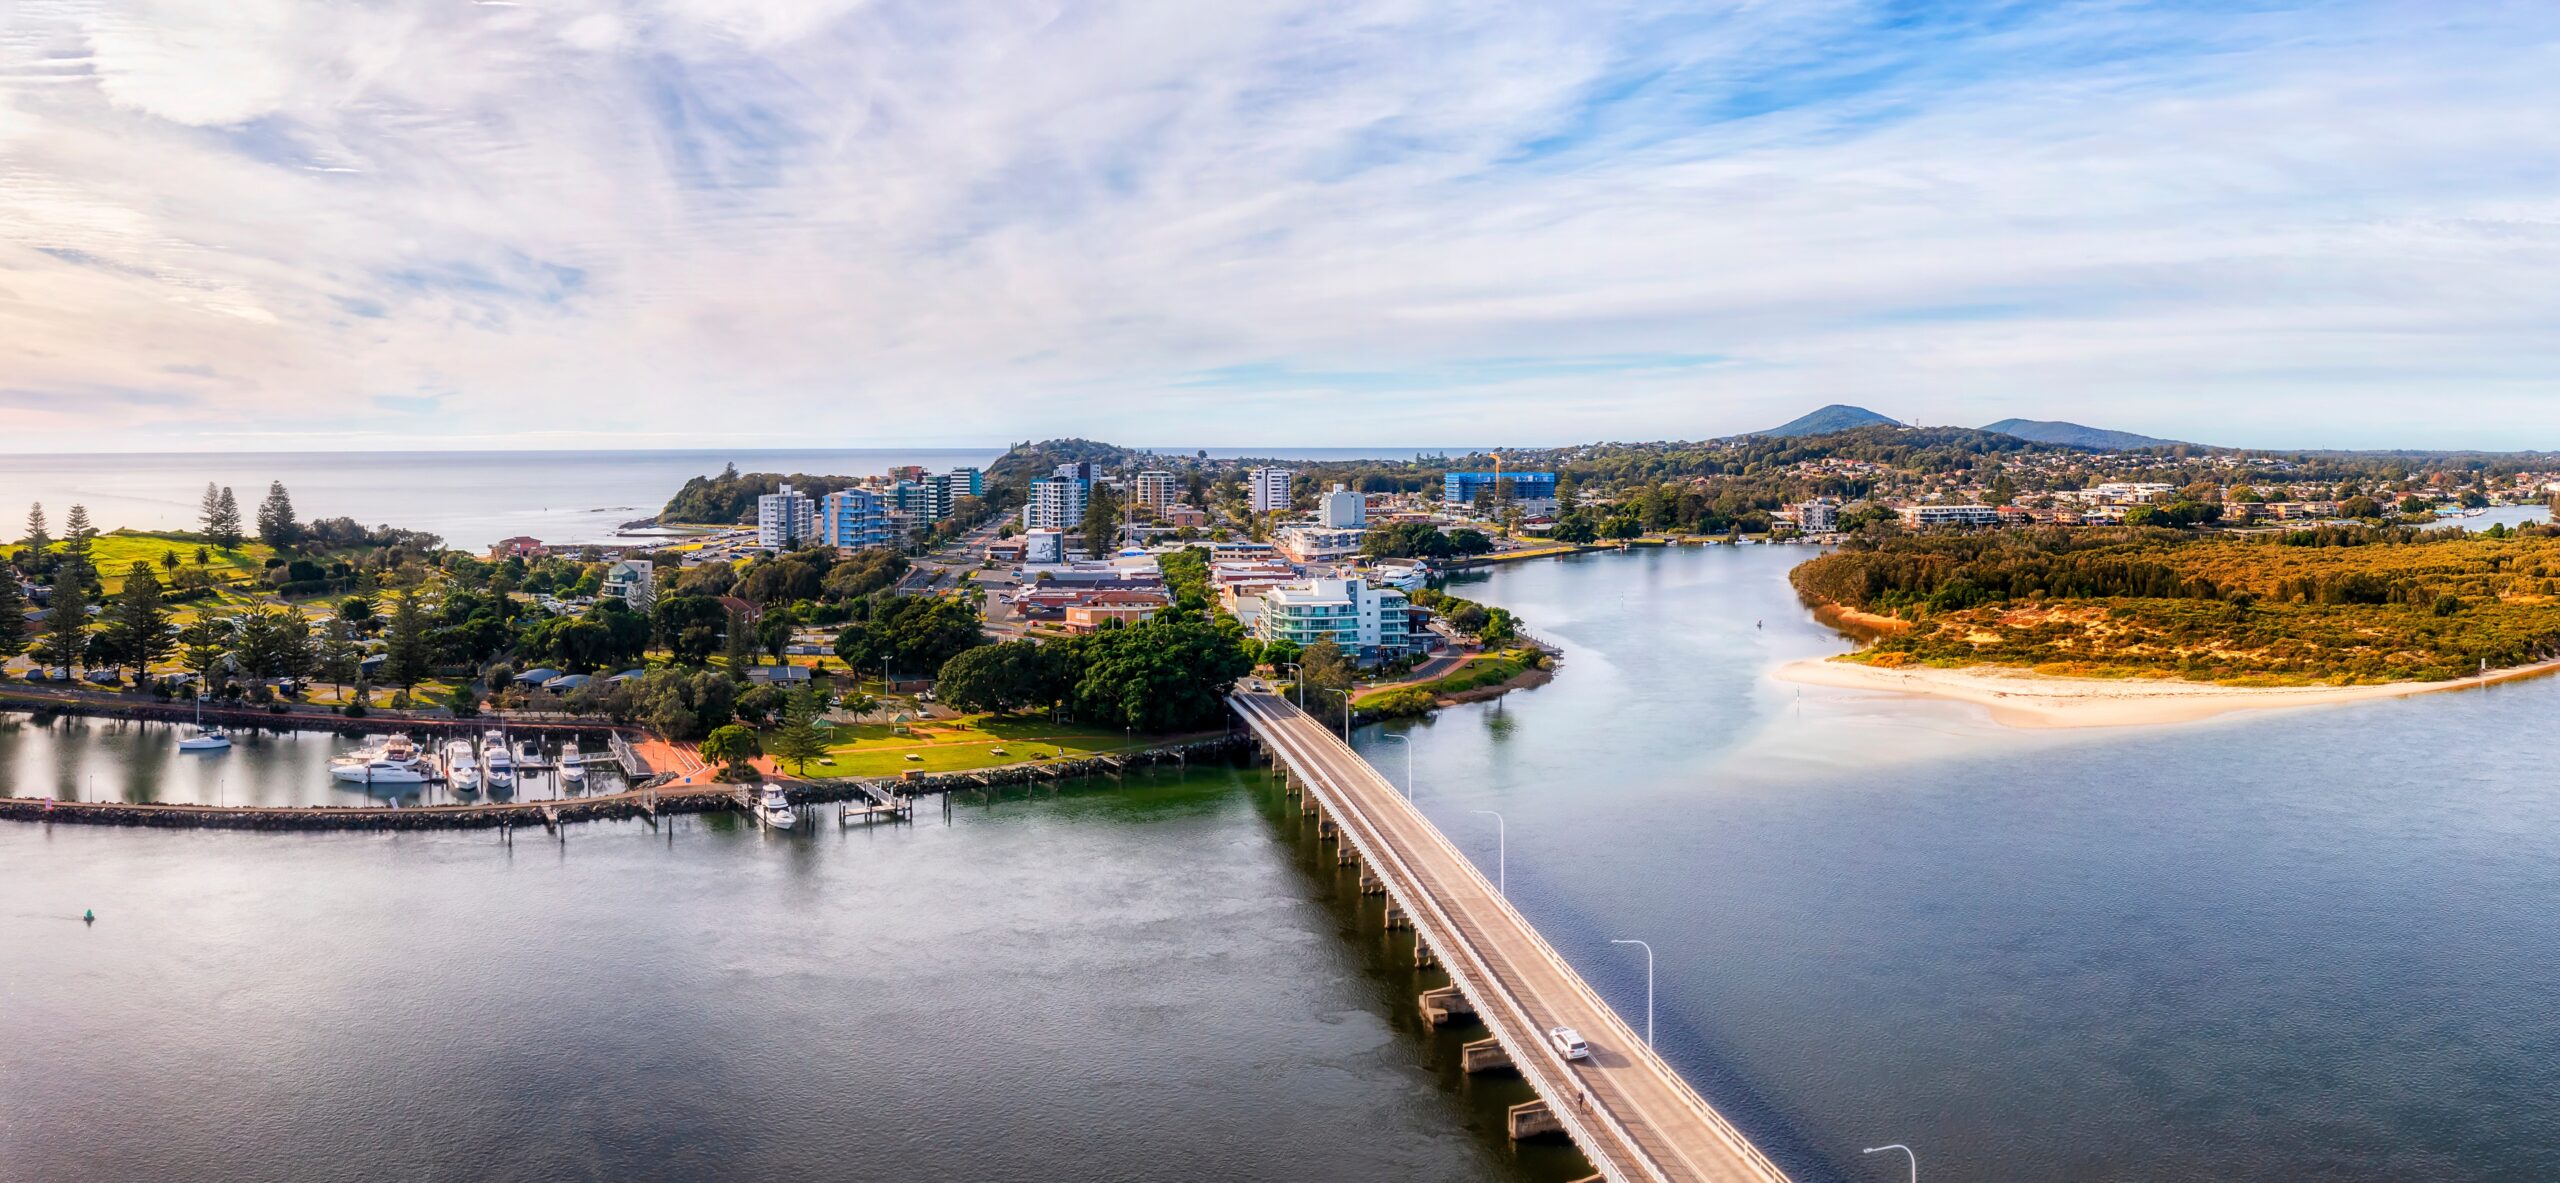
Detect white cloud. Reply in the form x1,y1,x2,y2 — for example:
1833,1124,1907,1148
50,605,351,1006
0,0,2555,451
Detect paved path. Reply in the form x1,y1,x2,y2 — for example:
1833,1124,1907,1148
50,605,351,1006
1234,690,1791,1183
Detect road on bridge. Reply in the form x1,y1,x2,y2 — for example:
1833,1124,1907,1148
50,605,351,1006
1234,690,1792,1183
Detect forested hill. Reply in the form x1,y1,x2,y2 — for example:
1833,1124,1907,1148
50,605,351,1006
658,465,871,524
986,439,1141,490
1981,418,2190,450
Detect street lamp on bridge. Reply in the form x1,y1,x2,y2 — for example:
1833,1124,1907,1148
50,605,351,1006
1610,938,1653,1049
1379,732,1413,799
1470,809,1505,896
1863,1143,1916,1183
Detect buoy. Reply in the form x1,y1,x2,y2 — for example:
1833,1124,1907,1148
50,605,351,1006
83,909,94,925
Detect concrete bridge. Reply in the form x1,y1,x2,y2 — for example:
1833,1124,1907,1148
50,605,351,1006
1232,690,1793,1183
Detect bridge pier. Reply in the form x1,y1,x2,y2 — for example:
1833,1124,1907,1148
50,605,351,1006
1384,899,1411,930
1507,1099,1565,1141
1461,1036,1513,1074
1413,940,1437,968
1419,984,1473,1026
1359,868,1386,894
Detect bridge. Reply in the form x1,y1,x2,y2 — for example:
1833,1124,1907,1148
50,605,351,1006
1231,690,1793,1183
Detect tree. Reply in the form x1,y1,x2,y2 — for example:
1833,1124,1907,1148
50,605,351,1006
1059,617,1253,733
203,485,244,548
383,590,433,689
700,724,763,781
60,504,96,578
0,571,28,661
316,615,363,698
105,561,172,675
256,481,299,548
653,594,728,665
1297,638,1356,713
934,640,1063,714
833,594,985,680
179,615,233,691
631,668,738,740
1082,480,1124,552
1447,528,1494,555
722,605,758,680
338,593,376,630
233,604,313,686
766,683,831,774
21,503,48,553
35,571,88,677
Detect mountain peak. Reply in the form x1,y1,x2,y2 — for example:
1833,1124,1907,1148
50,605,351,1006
1751,404,1902,438
1980,418,2190,450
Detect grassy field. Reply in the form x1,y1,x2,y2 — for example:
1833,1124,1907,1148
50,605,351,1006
2,530,272,594
1353,648,1539,707
798,713,1200,776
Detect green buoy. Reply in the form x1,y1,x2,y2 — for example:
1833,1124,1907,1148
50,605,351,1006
83,909,94,925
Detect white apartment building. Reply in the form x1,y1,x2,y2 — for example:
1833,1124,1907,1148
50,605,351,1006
1133,470,1180,509
1252,577,1418,664
1023,528,1065,565
1023,475,1090,531
601,559,654,613
1898,504,2003,528
2090,482,2176,504
757,483,816,549
1275,526,1365,564
1318,483,1366,529
1795,498,1838,533
1248,467,1294,514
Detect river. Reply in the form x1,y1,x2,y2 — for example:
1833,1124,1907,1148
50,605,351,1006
1359,541,2560,1181
10,541,2560,1181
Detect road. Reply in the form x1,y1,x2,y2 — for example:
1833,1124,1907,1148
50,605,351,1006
1233,690,1792,1183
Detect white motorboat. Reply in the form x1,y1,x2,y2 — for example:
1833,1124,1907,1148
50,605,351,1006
559,740,586,784
754,784,797,830
175,696,231,752
481,730,514,790
443,739,480,794
331,733,428,785
517,739,542,768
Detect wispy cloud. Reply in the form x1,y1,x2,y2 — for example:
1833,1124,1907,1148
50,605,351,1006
0,1,2556,451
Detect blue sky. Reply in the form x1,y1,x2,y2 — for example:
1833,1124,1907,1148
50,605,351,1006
1,1,2555,451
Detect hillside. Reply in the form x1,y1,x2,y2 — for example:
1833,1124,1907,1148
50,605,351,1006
1981,418,2189,450
1751,404,1900,437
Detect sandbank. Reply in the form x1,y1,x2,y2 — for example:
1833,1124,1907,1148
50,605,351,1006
1774,655,2560,729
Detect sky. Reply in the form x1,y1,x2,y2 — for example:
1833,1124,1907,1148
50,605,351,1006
1,1,2556,453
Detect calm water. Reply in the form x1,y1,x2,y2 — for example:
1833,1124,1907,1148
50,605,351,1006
0,767,1587,1183
1359,544,2560,1181
13,543,2560,1182
0,715,623,806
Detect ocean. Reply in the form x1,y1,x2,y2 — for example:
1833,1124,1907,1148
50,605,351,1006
0,446,1475,552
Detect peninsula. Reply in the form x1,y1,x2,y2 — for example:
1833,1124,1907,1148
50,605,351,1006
1784,522,2560,727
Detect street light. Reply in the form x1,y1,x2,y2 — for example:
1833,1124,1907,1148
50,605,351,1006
1379,732,1413,799
1863,1144,1916,1183
1610,939,1653,1049
1279,662,1305,710
1471,809,1504,896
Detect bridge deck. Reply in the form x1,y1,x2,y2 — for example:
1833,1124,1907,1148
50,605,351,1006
1233,691,1790,1183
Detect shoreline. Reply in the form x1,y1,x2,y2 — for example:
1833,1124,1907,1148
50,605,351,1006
1774,654,2560,729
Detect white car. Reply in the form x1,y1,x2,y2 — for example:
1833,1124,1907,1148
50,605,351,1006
1549,1026,1591,1061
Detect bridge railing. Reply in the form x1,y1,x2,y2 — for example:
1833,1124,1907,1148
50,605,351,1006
1239,696,1707,1183
1264,696,1792,1183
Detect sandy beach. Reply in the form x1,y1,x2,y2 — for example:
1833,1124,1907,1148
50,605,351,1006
1774,655,2560,729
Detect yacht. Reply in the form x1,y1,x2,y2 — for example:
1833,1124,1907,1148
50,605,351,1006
558,740,586,785
482,730,515,790
175,697,231,752
443,739,480,795
754,784,797,830
330,733,428,785
517,738,543,769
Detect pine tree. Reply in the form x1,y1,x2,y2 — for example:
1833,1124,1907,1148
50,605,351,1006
179,615,233,691
256,481,299,549
107,560,172,675
36,571,87,677
199,483,225,538
22,503,48,551
60,504,96,577
316,616,362,699
0,570,28,661
722,605,756,681
767,682,830,773
383,591,432,689
208,487,244,548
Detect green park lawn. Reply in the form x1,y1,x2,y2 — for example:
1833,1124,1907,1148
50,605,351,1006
799,713,1207,776
2,530,273,595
